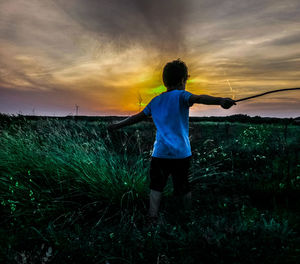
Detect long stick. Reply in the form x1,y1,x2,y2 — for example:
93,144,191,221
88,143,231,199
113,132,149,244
234,87,300,102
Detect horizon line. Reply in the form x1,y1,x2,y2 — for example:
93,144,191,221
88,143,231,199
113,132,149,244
1,113,299,120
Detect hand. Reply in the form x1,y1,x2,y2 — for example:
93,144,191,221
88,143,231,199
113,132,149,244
220,98,236,109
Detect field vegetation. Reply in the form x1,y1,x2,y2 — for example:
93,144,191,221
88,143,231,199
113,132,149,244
0,114,299,263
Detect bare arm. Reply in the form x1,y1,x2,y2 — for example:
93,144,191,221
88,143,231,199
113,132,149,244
107,111,148,130
189,94,236,109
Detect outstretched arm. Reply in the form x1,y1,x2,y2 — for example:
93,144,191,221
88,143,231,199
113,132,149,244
189,94,236,109
107,111,148,130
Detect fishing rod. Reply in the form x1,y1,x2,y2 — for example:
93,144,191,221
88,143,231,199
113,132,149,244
234,87,300,102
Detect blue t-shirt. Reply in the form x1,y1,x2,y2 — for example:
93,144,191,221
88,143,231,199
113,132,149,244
143,89,192,159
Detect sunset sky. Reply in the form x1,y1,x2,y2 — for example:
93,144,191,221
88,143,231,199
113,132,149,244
0,0,300,117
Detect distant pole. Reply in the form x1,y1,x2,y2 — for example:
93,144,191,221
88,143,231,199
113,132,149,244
137,92,143,112
75,104,79,116
32,107,35,116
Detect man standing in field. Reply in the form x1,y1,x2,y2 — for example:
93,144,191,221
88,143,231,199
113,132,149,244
107,59,236,224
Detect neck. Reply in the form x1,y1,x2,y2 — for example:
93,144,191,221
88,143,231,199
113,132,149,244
167,84,185,92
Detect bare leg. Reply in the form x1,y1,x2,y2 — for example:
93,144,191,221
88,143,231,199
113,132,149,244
183,191,192,211
148,189,162,218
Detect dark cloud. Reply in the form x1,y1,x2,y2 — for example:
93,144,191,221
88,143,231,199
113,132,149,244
218,55,300,76
54,0,188,54
268,34,300,46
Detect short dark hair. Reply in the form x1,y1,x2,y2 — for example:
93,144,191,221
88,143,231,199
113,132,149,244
162,59,189,87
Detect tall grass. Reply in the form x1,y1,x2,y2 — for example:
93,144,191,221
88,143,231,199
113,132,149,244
0,117,299,263
0,120,149,228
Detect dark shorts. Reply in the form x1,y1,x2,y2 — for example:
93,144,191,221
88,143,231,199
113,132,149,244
149,155,192,195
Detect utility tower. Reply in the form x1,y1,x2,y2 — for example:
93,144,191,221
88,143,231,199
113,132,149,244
137,92,143,112
75,104,79,116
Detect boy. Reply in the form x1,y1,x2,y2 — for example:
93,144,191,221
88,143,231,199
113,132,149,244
107,59,236,224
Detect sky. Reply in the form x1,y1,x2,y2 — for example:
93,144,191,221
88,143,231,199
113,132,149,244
0,0,300,118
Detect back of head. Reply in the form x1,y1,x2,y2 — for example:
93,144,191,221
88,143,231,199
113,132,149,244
162,59,189,88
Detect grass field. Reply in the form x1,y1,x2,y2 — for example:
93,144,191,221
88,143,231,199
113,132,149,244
0,115,299,263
